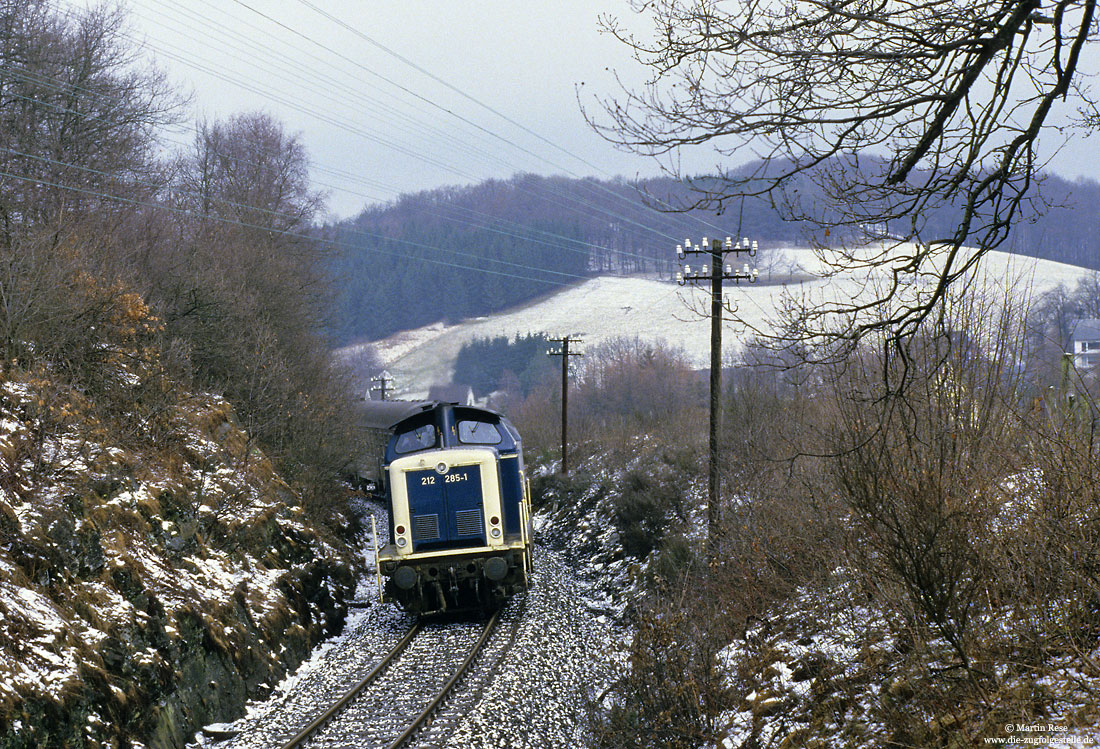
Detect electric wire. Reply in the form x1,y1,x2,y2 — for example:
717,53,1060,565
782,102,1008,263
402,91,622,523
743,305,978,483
129,0,516,175
46,0,735,263
121,30,684,251
40,2,719,269
193,0,693,245
0,61,650,265
291,0,738,240
0,166,576,289
19,1,772,369
1,145,594,283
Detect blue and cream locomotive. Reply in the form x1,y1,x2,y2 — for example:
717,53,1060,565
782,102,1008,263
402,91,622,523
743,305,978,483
352,400,533,615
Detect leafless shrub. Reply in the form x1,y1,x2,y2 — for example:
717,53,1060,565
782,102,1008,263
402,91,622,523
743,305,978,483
592,603,734,749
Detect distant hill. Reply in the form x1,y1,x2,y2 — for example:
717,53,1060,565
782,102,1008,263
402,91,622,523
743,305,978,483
326,169,1100,346
335,247,1094,400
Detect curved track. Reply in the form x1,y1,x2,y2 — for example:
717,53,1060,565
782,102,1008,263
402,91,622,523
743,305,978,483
278,622,424,749
279,602,521,749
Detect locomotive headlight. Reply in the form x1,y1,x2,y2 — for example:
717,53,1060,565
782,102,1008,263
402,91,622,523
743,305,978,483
490,527,502,539
397,537,408,548
435,462,448,474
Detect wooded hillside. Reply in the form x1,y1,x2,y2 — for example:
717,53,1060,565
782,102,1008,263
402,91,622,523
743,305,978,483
328,169,1100,345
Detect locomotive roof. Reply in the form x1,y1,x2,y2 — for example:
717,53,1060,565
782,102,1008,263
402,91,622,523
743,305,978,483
352,399,506,431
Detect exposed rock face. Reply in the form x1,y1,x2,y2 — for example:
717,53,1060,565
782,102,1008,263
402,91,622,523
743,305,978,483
0,375,360,747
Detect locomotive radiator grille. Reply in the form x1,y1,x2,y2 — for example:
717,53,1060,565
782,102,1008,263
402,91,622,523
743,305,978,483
455,509,483,536
412,514,440,540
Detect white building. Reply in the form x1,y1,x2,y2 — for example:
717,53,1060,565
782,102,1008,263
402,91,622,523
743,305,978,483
1070,319,1100,368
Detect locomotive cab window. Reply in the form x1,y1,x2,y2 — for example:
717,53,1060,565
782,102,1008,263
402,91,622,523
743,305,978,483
457,420,502,445
394,423,437,454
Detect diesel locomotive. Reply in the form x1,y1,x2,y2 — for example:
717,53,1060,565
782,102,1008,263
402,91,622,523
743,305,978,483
352,399,533,615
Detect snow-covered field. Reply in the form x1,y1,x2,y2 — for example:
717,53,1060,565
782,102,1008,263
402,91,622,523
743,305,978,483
336,246,1094,399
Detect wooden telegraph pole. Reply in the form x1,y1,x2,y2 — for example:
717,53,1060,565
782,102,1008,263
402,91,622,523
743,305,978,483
676,237,758,560
547,336,583,474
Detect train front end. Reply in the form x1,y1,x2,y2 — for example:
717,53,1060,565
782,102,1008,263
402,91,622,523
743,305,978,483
373,404,532,615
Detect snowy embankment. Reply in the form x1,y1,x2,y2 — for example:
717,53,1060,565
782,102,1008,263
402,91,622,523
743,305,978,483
712,572,1100,748
0,370,358,747
337,246,1094,398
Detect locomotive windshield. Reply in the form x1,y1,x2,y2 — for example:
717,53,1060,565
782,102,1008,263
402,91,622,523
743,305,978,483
394,423,436,454
457,419,502,445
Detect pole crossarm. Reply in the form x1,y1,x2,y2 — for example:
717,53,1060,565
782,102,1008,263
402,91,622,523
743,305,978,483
676,236,759,287
370,375,394,401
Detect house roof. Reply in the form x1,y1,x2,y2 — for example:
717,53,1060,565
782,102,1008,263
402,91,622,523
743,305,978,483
427,384,474,403
351,399,434,430
1071,319,1100,341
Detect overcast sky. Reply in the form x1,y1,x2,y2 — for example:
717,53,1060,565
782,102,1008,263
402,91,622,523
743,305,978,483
70,0,671,220
58,1,1100,221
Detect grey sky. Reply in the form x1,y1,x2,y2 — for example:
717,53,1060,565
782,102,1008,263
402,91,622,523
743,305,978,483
100,0,671,219
61,1,1100,220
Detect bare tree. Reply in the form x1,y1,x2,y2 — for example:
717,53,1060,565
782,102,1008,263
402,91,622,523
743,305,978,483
0,0,179,238
0,0,181,369
163,113,354,488
590,0,1098,349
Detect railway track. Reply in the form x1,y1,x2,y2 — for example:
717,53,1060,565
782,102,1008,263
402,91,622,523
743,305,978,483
279,601,522,749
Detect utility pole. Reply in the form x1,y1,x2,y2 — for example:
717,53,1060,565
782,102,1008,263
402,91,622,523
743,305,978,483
370,373,393,401
547,336,583,474
677,237,758,561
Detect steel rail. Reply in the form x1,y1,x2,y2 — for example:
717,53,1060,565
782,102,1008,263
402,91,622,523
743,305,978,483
386,609,502,749
279,621,423,749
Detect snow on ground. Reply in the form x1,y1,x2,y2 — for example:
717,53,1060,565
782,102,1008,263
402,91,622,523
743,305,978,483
0,370,357,746
338,247,1093,398
191,506,620,749
712,572,1100,748
440,546,618,749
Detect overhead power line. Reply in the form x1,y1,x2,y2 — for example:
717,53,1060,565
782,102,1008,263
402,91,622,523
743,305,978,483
208,0,701,244
0,165,578,289
43,1,728,269
118,21,687,250
0,61,650,266
1,145,592,283
292,0,735,239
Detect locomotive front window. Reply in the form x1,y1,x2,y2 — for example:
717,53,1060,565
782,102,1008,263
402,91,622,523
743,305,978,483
457,420,502,445
395,424,437,453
